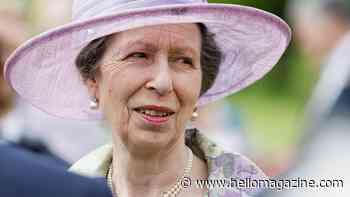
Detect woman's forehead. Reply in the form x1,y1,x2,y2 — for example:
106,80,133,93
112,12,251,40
107,23,201,53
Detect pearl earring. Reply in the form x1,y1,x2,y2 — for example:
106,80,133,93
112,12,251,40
191,108,198,121
89,97,99,110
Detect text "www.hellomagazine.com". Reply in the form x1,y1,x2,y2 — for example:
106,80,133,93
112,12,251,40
180,177,344,191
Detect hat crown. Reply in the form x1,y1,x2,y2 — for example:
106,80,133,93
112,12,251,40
72,0,207,20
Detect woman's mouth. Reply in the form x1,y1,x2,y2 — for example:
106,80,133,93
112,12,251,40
134,106,175,125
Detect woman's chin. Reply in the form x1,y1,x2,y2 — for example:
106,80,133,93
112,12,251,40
115,113,182,154
126,129,178,154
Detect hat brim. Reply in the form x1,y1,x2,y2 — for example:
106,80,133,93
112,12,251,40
4,3,291,120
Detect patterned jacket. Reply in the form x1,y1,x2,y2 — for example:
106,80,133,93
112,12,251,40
70,129,267,197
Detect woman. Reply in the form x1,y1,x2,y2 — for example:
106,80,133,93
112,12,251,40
4,0,291,196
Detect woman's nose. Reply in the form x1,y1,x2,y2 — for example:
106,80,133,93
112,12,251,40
145,60,173,96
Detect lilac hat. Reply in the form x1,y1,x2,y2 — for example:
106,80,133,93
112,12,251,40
4,0,291,120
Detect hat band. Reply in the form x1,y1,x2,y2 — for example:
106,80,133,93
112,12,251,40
73,0,207,21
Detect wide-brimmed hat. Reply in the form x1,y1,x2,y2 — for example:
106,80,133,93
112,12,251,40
4,0,291,120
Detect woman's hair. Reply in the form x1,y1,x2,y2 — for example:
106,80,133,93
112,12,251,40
75,23,222,96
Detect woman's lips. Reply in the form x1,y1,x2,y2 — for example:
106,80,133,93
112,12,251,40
134,106,174,126
140,113,171,125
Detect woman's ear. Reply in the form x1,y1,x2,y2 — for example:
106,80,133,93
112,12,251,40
85,78,100,100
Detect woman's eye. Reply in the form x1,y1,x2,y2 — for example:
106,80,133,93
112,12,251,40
177,57,194,66
125,52,147,60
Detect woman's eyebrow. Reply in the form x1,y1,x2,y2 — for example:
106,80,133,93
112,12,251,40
122,40,198,57
169,47,197,58
123,41,158,52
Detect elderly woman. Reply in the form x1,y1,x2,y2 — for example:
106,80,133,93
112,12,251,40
4,0,291,196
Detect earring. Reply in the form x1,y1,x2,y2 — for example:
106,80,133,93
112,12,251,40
191,108,198,121
89,97,99,110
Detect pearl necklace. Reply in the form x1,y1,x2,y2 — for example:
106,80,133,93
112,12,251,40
106,147,193,197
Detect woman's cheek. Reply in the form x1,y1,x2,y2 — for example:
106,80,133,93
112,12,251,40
98,79,120,127
105,79,135,129
115,106,131,139
104,95,129,135
177,78,201,105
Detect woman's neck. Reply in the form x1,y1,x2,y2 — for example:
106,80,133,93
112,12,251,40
111,139,190,197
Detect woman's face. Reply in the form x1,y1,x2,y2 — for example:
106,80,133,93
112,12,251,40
88,24,202,151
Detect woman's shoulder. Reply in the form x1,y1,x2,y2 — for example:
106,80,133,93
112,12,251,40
69,144,112,177
186,128,268,196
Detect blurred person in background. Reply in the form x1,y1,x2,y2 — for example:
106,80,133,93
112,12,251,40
289,0,350,70
4,0,291,196
0,0,109,164
0,9,24,119
0,4,71,167
0,141,112,197
260,0,350,196
0,8,111,190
